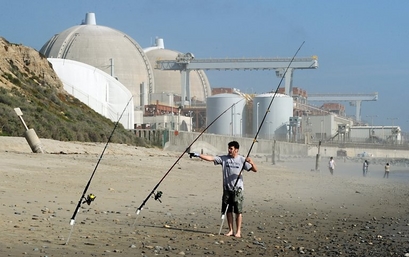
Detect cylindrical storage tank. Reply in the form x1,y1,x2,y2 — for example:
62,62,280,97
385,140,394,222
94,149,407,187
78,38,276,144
253,93,293,140
207,94,246,136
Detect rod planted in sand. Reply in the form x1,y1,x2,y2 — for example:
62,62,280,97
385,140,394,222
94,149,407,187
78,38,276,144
65,96,133,245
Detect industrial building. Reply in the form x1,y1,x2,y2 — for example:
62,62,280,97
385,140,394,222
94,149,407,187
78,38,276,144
39,12,401,145
40,13,210,129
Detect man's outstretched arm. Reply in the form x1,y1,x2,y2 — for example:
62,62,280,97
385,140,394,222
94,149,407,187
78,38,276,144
189,152,214,162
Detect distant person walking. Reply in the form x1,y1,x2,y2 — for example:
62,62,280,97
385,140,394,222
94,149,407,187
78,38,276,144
328,157,335,175
384,163,390,178
363,160,369,177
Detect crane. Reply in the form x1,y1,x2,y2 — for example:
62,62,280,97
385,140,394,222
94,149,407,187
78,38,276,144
156,53,318,106
307,92,378,122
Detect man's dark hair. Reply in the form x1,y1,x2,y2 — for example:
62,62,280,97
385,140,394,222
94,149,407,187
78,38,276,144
228,141,240,149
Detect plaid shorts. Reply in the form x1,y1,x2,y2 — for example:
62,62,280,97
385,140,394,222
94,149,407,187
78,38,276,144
221,188,244,214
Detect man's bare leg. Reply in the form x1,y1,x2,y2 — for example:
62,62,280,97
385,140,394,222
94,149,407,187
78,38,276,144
225,212,234,236
234,213,242,238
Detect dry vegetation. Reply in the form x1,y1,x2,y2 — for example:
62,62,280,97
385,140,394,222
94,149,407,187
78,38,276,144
0,37,150,146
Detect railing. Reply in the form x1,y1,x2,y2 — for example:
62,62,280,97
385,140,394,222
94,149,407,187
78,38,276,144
131,129,169,147
189,57,317,63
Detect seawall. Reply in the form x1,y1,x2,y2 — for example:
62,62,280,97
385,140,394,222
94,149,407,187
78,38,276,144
163,131,409,159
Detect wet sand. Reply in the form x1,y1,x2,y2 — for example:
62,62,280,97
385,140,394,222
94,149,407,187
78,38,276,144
0,137,408,256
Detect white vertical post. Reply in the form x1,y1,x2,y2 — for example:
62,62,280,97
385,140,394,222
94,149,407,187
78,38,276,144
256,102,259,133
240,118,242,137
14,108,29,131
231,107,234,136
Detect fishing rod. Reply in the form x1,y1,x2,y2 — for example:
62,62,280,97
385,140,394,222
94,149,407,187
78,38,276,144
133,98,246,223
65,96,133,245
218,41,305,235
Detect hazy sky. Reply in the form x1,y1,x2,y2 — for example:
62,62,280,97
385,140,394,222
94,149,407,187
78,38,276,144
2,1,408,131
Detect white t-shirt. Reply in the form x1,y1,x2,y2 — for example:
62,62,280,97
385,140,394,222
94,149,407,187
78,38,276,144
328,159,335,169
213,155,252,191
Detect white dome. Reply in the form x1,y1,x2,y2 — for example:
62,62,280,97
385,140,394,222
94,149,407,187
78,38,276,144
40,13,153,107
145,41,211,103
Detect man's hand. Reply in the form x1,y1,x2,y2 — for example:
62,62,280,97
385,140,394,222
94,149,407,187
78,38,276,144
246,157,257,172
189,152,200,158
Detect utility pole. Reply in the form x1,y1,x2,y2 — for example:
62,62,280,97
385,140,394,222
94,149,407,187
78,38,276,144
366,115,377,143
387,117,398,126
315,140,321,171
272,140,276,165
256,102,259,133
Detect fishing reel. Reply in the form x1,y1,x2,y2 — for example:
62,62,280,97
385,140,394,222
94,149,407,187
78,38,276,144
153,191,163,203
82,193,96,205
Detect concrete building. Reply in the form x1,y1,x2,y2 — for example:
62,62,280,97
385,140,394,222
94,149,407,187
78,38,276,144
48,58,134,129
40,13,152,114
349,126,402,144
40,13,210,129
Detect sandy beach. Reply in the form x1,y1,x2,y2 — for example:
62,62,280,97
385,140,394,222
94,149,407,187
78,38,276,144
0,137,408,256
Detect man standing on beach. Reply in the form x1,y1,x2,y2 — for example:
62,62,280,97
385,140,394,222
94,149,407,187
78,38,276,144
189,141,257,238
384,163,390,178
363,160,369,177
328,157,335,175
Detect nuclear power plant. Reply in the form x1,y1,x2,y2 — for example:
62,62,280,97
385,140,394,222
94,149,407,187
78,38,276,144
40,13,402,145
